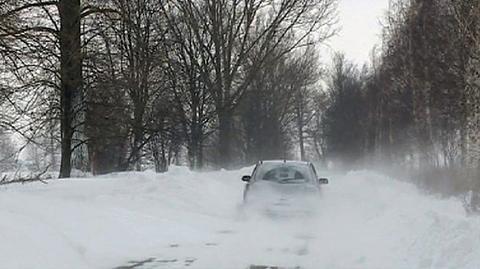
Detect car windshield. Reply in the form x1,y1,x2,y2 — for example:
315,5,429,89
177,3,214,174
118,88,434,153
255,163,313,184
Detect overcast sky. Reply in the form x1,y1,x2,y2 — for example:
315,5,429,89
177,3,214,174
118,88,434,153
322,0,390,66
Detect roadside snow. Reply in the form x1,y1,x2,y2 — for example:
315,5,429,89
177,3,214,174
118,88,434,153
1,166,479,269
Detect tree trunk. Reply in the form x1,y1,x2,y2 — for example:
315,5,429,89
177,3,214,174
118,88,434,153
188,120,201,170
296,95,306,161
58,0,82,179
132,104,145,171
187,141,197,170
218,109,233,169
49,116,56,170
197,142,204,170
299,129,305,161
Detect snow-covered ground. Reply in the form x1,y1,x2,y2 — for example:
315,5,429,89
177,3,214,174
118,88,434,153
1,166,480,269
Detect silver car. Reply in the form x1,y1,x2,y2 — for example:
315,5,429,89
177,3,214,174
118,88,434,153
241,160,329,218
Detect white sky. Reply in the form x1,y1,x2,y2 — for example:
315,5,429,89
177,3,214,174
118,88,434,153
322,0,390,66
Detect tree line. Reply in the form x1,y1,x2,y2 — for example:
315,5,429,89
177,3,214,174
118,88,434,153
3,0,478,207
322,0,480,209
0,0,337,177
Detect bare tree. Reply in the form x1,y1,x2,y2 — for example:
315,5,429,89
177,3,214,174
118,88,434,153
162,0,337,168
58,0,82,178
291,48,321,161
0,0,117,177
160,9,216,170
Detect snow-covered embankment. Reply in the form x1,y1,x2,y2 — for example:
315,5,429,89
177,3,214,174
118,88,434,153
1,166,479,269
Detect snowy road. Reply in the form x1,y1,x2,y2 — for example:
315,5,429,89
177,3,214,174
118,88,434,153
1,167,480,269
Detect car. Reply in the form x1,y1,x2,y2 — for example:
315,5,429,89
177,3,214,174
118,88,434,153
240,160,329,218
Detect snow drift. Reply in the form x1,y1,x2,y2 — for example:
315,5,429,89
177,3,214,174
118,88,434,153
1,166,480,269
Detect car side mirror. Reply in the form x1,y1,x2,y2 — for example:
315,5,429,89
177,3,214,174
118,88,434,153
317,178,329,185
242,175,252,182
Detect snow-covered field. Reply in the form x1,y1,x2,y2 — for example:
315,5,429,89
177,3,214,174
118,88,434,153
1,166,480,269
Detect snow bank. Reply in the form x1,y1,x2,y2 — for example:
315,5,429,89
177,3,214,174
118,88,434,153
0,167,479,269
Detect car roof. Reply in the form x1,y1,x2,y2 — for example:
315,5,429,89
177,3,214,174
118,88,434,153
257,160,312,166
